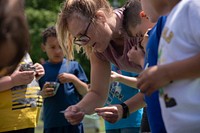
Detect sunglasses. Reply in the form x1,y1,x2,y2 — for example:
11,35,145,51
73,20,92,46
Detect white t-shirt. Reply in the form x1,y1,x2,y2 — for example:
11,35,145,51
158,0,200,133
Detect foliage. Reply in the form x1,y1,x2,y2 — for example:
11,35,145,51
26,8,57,62
25,0,127,81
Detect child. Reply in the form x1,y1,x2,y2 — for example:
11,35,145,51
123,1,151,133
103,64,142,133
0,0,30,76
137,0,200,132
124,1,167,132
0,53,44,133
39,26,88,133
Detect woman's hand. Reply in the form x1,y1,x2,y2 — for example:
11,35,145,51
64,105,85,125
95,104,123,123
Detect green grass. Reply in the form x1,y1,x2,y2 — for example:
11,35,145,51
35,118,43,133
35,117,105,133
99,117,106,133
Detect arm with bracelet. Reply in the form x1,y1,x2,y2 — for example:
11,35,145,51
120,102,130,118
96,92,146,123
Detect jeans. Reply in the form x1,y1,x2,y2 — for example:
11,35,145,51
106,127,140,133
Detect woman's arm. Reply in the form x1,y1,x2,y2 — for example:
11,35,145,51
95,92,146,123
64,52,111,125
125,92,146,113
76,52,111,113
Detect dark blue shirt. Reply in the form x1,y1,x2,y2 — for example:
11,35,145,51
144,16,167,133
39,58,88,129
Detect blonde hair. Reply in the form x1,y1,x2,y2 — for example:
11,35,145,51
56,0,112,59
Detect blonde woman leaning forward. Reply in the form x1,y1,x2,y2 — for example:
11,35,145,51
56,0,145,125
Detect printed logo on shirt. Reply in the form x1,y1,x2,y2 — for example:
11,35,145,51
159,88,177,108
106,65,124,105
106,82,124,105
162,27,174,44
11,81,42,110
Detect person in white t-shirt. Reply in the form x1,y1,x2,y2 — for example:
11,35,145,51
137,0,200,133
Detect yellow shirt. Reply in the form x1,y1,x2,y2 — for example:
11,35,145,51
0,54,43,132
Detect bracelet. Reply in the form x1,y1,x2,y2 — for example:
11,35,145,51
120,102,130,118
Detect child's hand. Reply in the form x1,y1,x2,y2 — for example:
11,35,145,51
58,73,75,84
33,63,45,80
127,46,145,68
11,68,34,86
110,71,120,82
137,65,171,96
40,82,55,98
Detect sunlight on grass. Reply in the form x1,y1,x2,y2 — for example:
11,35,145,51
35,116,105,133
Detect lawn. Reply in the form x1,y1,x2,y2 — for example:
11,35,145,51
35,116,105,133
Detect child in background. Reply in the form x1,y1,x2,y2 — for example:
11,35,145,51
137,0,200,132
125,1,167,133
39,26,88,133
0,53,44,133
104,64,142,133
124,1,167,132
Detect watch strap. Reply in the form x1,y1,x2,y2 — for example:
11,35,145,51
120,102,130,118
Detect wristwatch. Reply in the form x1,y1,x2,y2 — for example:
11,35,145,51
120,102,130,118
